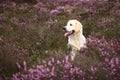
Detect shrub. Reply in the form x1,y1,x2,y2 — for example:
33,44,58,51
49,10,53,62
12,36,120,80
0,0,120,79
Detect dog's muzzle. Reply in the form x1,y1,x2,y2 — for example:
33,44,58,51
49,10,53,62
63,28,75,37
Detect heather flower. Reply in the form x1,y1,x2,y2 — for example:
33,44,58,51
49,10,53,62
57,60,61,65
10,17,21,26
90,66,97,73
1,1,119,80
104,58,109,62
12,36,120,80
60,0,68,3
0,14,6,22
50,9,61,15
57,6,64,12
12,56,85,79
51,66,55,76
16,62,21,69
23,61,27,71
115,57,119,65
19,3,29,10
47,60,52,66
51,57,55,63
97,17,115,26
34,2,45,9
42,60,47,64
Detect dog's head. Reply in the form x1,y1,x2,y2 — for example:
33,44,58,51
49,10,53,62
63,20,83,37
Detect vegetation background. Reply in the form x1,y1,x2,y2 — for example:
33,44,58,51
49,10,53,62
0,0,120,80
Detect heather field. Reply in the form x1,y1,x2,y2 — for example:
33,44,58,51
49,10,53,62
0,0,120,80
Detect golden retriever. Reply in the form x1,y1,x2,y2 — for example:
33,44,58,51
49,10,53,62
63,20,86,60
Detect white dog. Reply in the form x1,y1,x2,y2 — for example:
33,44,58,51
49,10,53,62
63,20,86,60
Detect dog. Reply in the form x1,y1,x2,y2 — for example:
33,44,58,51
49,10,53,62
63,20,86,60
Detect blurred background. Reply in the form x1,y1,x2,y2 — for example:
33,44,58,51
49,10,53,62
0,0,120,79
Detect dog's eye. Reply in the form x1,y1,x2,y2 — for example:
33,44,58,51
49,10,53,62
70,24,72,26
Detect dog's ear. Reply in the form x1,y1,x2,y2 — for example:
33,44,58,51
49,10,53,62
75,20,83,33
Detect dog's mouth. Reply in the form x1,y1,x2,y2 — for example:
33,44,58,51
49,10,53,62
64,30,75,37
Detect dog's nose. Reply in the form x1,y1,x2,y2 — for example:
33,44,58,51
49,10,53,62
62,27,66,31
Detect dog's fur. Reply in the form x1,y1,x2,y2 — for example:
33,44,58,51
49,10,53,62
63,20,86,60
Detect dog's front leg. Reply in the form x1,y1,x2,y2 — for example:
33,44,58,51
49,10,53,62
70,50,76,61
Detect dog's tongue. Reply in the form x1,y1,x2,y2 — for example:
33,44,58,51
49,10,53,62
64,32,72,37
